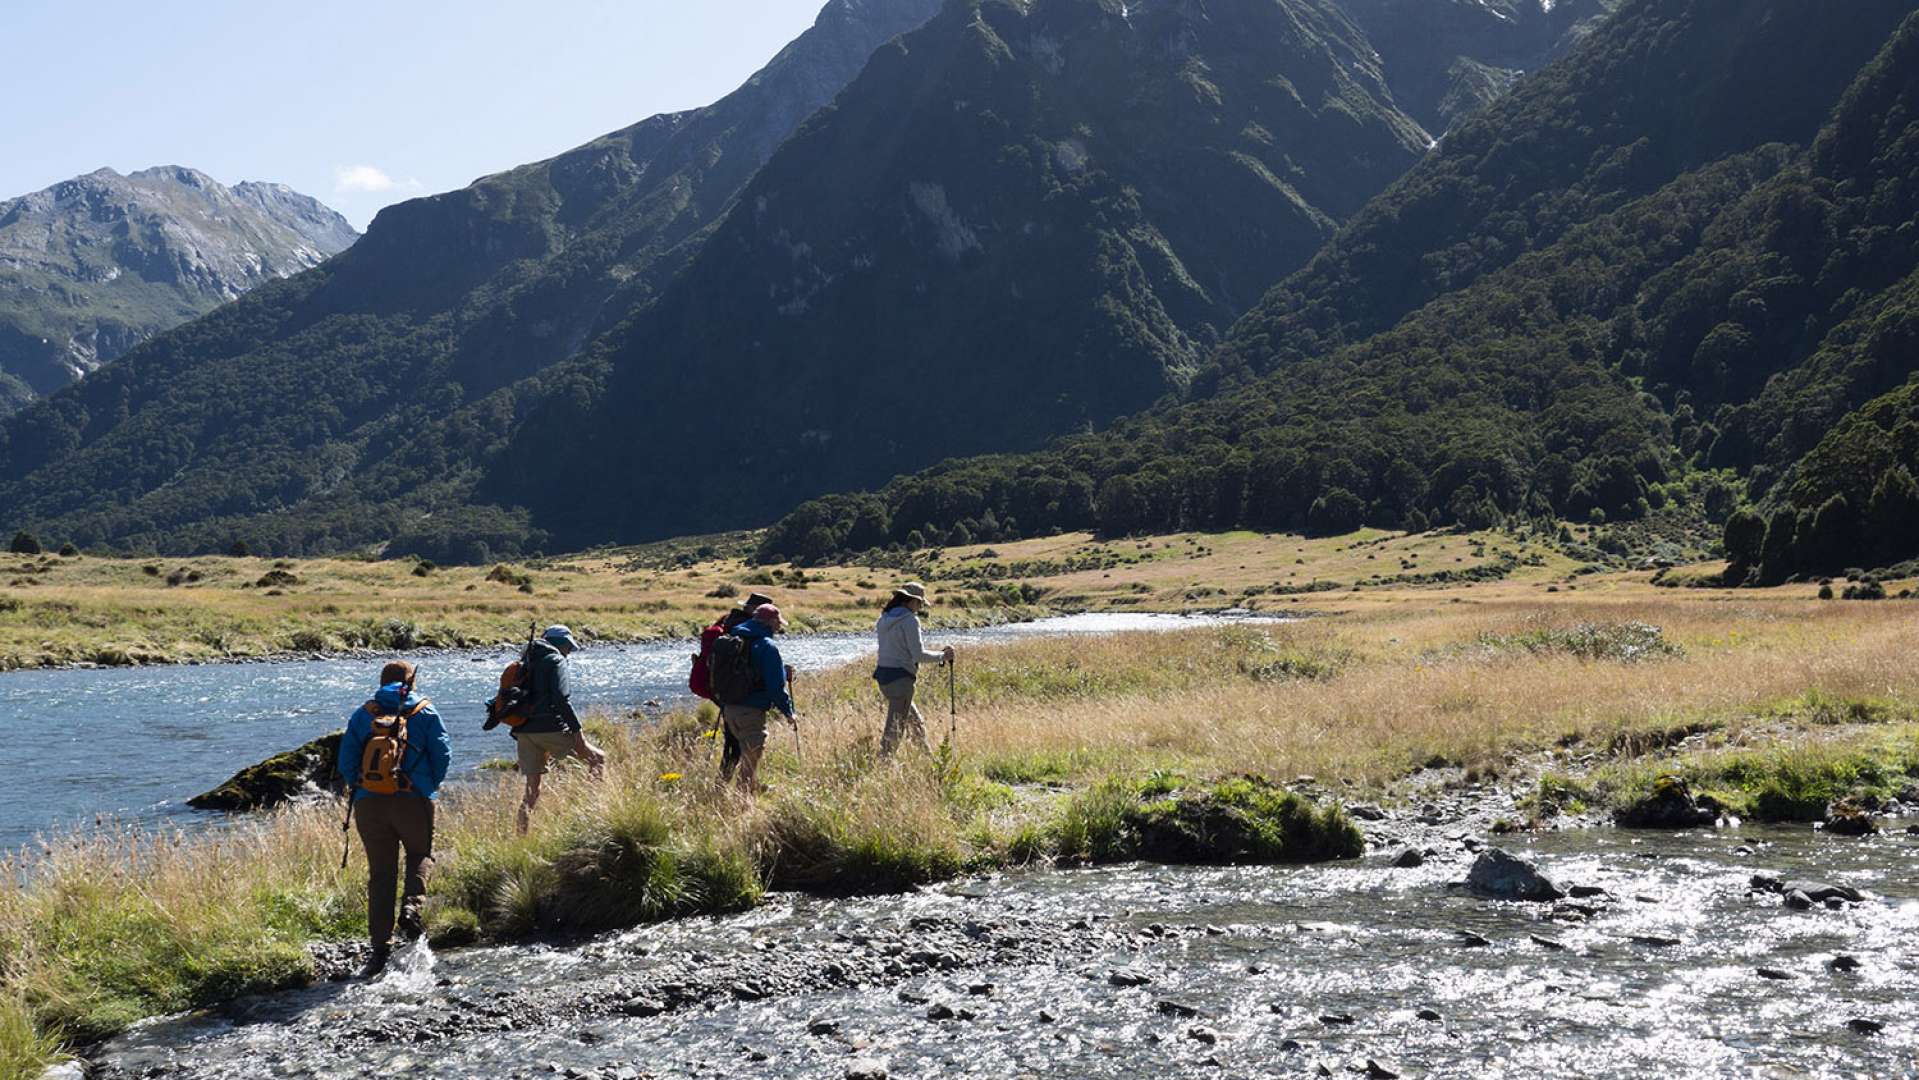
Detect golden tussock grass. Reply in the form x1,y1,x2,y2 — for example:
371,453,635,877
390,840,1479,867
3,586,1916,1072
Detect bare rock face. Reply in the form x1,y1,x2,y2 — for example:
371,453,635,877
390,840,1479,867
0,166,358,412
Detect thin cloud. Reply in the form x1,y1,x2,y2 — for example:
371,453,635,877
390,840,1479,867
332,164,421,195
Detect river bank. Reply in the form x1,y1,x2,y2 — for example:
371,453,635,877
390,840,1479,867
7,591,1919,1076
0,526,1574,672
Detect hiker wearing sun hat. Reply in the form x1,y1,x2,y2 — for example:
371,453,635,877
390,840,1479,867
873,582,954,756
513,624,607,833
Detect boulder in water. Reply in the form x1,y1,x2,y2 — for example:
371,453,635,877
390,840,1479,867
1613,776,1717,829
1821,804,1878,836
187,731,344,811
1465,847,1565,901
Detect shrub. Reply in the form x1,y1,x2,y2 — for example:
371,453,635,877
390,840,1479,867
7,532,39,555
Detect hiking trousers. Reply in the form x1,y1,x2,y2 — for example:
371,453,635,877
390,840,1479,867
879,676,929,756
356,794,435,949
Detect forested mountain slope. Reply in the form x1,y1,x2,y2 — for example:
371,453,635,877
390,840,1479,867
0,0,944,557
0,167,355,415
1212,0,1917,384
480,0,1452,547
0,0,1577,558
761,0,1919,569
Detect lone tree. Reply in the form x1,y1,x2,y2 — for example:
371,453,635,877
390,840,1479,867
8,531,40,555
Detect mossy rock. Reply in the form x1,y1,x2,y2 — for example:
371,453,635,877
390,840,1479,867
1613,775,1718,829
187,731,344,811
1127,777,1363,864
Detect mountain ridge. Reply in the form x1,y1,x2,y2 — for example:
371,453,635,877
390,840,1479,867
0,165,357,413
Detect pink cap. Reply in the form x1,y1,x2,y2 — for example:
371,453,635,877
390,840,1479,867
753,603,784,627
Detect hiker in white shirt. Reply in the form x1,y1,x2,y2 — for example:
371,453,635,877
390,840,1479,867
871,582,953,756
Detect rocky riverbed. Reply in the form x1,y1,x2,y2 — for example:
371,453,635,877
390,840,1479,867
89,803,1919,1079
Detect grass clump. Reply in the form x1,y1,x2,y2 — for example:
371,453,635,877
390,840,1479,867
1475,620,1681,662
1595,730,1919,822
1053,775,1362,865
0,994,60,1078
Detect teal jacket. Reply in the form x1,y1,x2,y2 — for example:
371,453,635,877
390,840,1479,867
338,683,452,801
732,618,794,717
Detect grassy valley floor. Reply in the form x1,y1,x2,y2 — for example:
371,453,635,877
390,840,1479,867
0,522,1785,671
2,528,1917,1074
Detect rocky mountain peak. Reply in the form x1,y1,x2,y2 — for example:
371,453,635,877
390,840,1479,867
0,167,357,412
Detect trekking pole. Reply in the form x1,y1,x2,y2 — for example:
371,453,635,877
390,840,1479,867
947,655,958,748
786,664,804,764
338,795,355,870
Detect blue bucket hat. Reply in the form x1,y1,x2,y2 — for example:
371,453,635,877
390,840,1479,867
543,624,580,651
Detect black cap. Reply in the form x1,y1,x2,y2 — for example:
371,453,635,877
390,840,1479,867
739,591,775,611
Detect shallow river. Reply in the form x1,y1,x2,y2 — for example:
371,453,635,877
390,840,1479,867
0,612,1266,851
95,824,1918,1078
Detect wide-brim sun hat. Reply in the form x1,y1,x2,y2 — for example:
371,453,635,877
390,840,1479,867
738,591,776,611
892,582,930,604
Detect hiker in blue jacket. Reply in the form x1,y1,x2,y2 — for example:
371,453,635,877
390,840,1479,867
338,660,451,976
722,603,797,793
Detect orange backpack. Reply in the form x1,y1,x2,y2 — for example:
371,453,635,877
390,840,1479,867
358,698,429,796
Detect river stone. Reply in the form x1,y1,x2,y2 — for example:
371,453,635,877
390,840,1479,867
1365,1060,1402,1080
1750,875,1863,904
1756,967,1797,980
1391,847,1425,868
845,1060,888,1080
1783,889,1814,911
1466,847,1566,901
1821,808,1877,836
1454,929,1492,948
1613,778,1717,829
1109,967,1153,987
187,730,344,811
1829,955,1863,973
38,1064,85,1080
1848,1017,1884,1035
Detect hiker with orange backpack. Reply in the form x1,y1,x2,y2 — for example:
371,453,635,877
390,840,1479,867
337,660,451,976
689,592,774,780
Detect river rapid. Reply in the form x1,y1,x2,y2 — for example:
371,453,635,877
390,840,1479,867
93,823,1918,1078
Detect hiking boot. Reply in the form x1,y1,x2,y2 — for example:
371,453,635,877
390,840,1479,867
398,898,426,941
358,946,391,979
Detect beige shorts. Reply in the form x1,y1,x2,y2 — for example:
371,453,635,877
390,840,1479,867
722,705,769,752
515,730,580,776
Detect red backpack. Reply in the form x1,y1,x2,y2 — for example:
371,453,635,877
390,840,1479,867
688,621,728,700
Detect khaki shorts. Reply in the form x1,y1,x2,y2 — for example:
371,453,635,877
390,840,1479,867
722,705,769,752
515,730,581,776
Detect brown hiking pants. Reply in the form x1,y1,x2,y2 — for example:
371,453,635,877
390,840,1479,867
355,794,435,949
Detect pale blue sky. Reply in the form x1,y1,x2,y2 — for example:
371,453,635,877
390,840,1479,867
1,1,827,230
